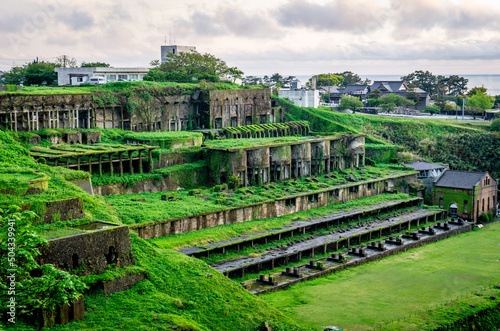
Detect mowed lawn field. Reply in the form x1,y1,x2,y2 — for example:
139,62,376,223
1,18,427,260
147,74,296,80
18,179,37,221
262,221,500,331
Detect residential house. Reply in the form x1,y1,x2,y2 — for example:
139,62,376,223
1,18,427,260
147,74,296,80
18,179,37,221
369,81,430,109
329,85,369,105
55,67,150,86
433,170,497,221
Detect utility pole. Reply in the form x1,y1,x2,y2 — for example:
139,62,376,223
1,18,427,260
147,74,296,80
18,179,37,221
462,97,467,121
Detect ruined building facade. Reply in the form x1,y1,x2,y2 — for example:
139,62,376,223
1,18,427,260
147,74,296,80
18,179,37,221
0,88,277,132
207,135,366,186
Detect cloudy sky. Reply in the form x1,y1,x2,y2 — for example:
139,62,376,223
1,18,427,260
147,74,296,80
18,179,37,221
1,0,500,77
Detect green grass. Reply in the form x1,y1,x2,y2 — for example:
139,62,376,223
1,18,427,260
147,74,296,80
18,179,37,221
203,135,339,150
262,221,500,330
45,234,309,331
124,131,203,140
149,193,412,251
105,166,413,226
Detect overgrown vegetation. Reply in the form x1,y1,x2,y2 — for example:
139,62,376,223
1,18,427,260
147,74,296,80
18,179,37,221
279,96,500,177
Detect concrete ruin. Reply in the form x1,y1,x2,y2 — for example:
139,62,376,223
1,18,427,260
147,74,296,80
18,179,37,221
207,135,365,186
0,88,276,132
38,222,135,275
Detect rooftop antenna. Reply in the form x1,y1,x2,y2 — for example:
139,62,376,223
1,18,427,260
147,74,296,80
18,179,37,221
169,28,173,45
164,35,167,46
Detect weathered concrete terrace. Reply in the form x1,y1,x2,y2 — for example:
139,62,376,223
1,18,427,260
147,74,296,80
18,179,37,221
245,220,472,294
179,197,423,257
211,208,446,278
30,143,158,175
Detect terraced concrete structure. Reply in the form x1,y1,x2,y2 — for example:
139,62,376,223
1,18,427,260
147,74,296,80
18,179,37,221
206,135,366,186
210,208,447,278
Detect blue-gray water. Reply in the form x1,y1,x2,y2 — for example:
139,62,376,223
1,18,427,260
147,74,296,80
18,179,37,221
294,74,500,95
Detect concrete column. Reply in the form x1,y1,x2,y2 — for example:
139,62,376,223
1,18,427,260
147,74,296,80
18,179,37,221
148,149,153,173
128,151,134,175
139,150,143,174
98,154,103,176
119,152,123,177
109,153,114,176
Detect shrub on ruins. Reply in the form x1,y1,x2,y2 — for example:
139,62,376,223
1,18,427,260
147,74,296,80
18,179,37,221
144,52,243,83
0,206,86,325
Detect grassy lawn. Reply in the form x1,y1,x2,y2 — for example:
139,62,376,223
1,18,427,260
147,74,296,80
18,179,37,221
262,221,500,331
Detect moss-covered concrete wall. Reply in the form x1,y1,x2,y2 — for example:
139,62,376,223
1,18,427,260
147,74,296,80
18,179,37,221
131,173,418,239
39,225,134,275
209,89,272,128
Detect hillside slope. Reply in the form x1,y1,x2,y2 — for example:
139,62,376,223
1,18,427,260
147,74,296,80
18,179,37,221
280,97,500,177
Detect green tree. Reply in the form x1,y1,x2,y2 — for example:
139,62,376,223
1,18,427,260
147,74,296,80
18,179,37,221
368,88,381,99
242,76,262,86
0,206,86,323
467,86,488,96
3,60,58,86
334,71,370,87
144,51,243,83
2,66,25,85
379,94,415,108
81,62,111,67
309,73,344,88
424,105,440,115
339,95,363,112
401,70,438,95
55,56,77,68
467,92,494,110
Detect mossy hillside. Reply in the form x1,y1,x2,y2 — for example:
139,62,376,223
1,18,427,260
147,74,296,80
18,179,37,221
0,132,116,226
279,97,500,177
0,130,309,331
106,165,414,226
47,234,309,331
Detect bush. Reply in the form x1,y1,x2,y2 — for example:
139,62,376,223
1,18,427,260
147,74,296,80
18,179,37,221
424,105,440,115
491,119,500,132
444,104,455,112
339,95,364,112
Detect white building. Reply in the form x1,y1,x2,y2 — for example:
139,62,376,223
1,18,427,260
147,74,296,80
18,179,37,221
161,45,197,63
55,67,150,86
279,89,321,108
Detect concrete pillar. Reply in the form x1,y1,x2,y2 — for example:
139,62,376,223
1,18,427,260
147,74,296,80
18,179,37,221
148,149,153,173
139,150,143,174
109,153,113,176
129,151,134,175
119,152,123,177
98,154,103,176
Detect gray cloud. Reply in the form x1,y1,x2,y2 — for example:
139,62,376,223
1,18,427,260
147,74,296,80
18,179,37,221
275,0,388,33
176,4,283,39
66,10,94,30
390,0,500,39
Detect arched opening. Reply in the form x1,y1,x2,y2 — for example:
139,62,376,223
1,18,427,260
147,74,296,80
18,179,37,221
449,204,458,218
106,246,117,265
72,253,79,270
